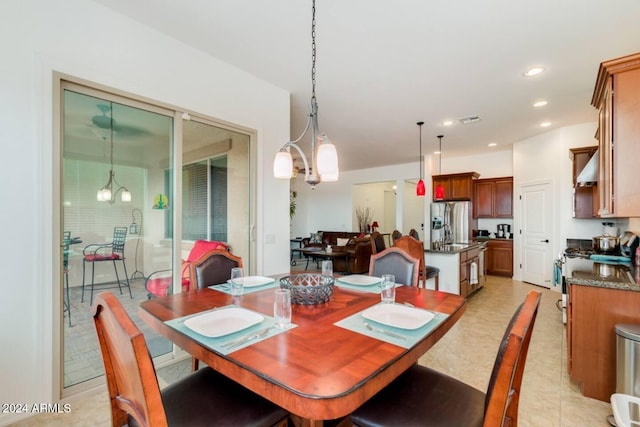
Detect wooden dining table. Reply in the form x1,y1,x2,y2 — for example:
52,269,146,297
139,277,466,426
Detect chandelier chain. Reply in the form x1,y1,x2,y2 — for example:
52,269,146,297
311,0,317,102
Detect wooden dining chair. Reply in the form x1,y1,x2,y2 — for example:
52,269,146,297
370,231,386,254
351,290,542,427
393,235,440,289
368,247,420,287
189,248,243,289
92,292,288,427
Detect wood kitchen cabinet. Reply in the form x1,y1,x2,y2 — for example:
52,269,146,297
473,177,513,218
432,172,480,201
569,147,598,218
567,283,640,402
459,246,481,298
591,52,640,217
485,239,513,277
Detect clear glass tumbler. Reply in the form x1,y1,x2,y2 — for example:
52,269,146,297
380,274,396,304
274,288,292,329
230,267,244,296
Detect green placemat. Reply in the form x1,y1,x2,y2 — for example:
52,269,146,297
334,275,383,294
165,305,295,355
209,277,280,295
334,303,448,349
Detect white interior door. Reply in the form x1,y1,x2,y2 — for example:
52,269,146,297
520,181,553,287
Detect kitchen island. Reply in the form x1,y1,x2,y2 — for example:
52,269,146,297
566,260,640,402
424,242,483,297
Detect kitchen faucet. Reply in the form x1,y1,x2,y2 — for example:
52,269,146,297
443,223,452,244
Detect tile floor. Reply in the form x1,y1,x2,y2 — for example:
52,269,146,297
10,274,614,426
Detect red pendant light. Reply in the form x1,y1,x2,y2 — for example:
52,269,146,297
416,121,425,196
434,135,445,200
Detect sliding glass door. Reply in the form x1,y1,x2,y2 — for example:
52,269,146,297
59,81,254,393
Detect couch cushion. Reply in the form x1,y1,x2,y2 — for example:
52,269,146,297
336,237,351,246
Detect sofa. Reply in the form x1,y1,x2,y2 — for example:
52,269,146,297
302,231,372,274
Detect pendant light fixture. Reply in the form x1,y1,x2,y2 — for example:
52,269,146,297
416,121,426,196
95,103,131,204
434,135,445,200
273,0,339,188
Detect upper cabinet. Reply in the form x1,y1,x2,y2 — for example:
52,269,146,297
473,177,513,218
432,172,480,201
591,52,640,217
570,147,599,218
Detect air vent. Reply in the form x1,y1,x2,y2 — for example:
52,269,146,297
458,115,482,125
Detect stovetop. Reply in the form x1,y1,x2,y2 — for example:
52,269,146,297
564,238,631,262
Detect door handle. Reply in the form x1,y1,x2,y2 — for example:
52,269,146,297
541,239,549,243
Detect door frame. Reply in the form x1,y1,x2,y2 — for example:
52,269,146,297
53,73,258,400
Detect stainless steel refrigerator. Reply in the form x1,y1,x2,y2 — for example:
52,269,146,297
430,201,476,245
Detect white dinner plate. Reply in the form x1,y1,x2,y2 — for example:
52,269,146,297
184,307,264,337
240,276,276,288
362,304,435,330
337,275,381,286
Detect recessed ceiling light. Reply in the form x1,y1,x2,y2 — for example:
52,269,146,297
540,121,552,127
524,66,544,77
533,100,548,108
488,142,497,147
443,120,454,127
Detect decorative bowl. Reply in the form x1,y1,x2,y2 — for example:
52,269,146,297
279,274,334,305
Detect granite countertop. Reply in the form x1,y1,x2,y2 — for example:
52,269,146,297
474,237,513,242
424,242,481,254
567,260,640,292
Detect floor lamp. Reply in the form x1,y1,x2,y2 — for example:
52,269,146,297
129,208,145,280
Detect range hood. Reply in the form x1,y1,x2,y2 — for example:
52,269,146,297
576,149,598,185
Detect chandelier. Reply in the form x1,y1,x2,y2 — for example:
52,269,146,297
95,103,131,204
273,0,339,188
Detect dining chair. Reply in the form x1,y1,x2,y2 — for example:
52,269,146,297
144,240,229,299
82,227,132,305
370,231,386,254
393,235,440,289
189,248,243,289
368,247,420,287
91,292,289,427
351,290,542,427
391,229,402,242
63,231,72,327
408,228,420,240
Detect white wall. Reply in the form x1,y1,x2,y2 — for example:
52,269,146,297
512,122,625,283
293,122,635,291
0,0,290,422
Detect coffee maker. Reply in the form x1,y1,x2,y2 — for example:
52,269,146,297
497,224,511,238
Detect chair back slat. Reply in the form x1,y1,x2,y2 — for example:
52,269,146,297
92,292,167,427
111,227,128,257
369,247,420,287
483,290,541,427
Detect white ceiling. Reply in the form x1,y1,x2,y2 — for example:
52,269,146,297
92,0,640,172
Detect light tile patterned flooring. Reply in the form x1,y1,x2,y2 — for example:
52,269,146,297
10,274,614,426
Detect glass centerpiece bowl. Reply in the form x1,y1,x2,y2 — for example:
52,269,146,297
279,273,334,305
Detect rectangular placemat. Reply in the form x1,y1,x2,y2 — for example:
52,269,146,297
165,305,295,355
334,303,448,348
209,278,280,295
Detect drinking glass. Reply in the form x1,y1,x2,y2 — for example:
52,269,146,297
230,267,244,296
321,260,333,277
274,288,292,329
380,274,396,304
